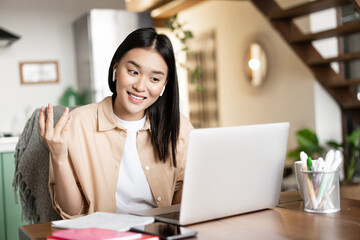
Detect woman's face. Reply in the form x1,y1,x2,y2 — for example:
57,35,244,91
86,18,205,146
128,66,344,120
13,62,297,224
113,47,168,121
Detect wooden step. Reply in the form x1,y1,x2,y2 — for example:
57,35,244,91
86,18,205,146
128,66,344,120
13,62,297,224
288,20,360,43
344,101,360,109
326,87,360,108
268,0,351,20
307,51,360,65
351,0,360,12
328,78,360,87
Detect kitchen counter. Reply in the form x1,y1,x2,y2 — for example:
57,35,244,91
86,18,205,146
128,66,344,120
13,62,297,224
0,137,19,153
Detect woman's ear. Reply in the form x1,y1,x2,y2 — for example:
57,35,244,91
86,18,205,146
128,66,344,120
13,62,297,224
112,69,116,82
112,64,118,82
160,85,166,96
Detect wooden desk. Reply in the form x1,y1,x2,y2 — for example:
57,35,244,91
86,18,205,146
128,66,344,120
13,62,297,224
19,191,360,240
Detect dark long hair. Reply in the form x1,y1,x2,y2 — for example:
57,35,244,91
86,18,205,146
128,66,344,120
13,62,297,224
108,28,180,167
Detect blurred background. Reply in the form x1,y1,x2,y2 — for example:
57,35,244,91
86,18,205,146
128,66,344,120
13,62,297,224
1,0,360,238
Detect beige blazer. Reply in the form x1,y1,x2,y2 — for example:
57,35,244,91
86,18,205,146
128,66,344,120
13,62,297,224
49,97,194,219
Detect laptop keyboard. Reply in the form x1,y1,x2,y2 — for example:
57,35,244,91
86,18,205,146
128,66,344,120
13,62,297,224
156,211,180,220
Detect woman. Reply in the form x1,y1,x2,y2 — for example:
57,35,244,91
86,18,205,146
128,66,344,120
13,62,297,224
39,28,194,219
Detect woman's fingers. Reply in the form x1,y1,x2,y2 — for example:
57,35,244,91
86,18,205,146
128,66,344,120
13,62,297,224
38,104,71,159
38,106,46,137
53,107,70,139
40,104,72,143
45,103,54,139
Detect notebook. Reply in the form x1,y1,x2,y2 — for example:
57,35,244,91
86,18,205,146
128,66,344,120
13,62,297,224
131,122,290,225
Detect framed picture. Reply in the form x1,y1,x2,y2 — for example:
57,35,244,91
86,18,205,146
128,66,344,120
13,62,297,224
19,61,59,84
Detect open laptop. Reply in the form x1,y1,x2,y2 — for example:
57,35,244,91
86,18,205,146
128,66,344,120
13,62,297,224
131,122,290,225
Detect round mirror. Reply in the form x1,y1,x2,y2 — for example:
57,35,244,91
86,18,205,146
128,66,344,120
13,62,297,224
245,42,267,87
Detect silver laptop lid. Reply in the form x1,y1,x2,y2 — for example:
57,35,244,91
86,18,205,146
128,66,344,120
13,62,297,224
179,122,290,225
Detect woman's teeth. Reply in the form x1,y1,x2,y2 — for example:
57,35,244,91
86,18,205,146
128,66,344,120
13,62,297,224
130,93,144,100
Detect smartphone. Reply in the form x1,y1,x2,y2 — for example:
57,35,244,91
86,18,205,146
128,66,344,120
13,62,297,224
130,222,197,240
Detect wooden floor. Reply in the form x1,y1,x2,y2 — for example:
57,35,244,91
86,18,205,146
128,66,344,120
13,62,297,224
341,184,360,200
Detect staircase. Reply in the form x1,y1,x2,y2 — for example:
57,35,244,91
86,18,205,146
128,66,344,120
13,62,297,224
250,0,360,125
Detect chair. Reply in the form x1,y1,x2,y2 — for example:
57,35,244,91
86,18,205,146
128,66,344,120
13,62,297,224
13,106,76,223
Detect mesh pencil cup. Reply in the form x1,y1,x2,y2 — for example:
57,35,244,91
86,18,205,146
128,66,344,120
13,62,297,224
300,168,340,213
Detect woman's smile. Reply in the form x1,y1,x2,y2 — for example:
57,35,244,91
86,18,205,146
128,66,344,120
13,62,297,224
128,92,146,103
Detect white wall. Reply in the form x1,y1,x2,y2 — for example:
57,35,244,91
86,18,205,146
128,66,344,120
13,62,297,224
177,1,316,155
0,0,125,135
310,9,343,147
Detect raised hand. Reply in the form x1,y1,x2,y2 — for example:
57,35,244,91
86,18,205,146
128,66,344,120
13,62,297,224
38,104,72,160
39,104,84,215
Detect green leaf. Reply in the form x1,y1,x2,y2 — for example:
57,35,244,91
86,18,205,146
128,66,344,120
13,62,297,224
346,128,360,147
287,149,301,159
181,47,189,52
296,129,318,147
179,63,187,69
184,30,194,39
180,37,186,44
187,50,195,57
192,67,201,80
354,146,360,152
348,165,355,182
295,129,324,155
196,86,205,92
326,140,344,150
287,128,325,161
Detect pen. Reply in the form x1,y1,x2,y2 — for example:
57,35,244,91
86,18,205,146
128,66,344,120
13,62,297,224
331,150,342,171
316,150,335,205
300,151,318,209
313,157,324,190
325,150,342,192
318,184,335,210
307,157,312,171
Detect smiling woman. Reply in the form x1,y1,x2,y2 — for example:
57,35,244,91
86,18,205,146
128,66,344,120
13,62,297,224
38,28,194,219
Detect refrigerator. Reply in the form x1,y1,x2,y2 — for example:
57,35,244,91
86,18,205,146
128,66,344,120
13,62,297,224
73,9,152,103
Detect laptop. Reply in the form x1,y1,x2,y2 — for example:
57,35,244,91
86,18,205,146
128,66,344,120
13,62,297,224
131,122,290,225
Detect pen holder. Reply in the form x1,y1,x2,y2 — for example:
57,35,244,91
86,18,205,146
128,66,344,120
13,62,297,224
300,169,340,213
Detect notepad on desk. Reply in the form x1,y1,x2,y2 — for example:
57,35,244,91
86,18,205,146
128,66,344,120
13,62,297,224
47,228,159,240
51,212,155,232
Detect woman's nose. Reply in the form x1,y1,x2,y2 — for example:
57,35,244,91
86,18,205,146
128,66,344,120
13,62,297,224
133,76,146,92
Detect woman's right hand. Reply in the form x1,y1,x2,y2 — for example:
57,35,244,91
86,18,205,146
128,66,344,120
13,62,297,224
38,104,72,160
40,104,84,216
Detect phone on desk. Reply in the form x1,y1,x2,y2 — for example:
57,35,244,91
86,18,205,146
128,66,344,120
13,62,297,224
130,222,197,240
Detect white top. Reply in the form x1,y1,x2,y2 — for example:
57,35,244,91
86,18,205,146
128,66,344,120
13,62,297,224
114,115,156,213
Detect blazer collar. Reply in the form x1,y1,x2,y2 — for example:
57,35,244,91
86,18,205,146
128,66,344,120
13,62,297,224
97,96,150,132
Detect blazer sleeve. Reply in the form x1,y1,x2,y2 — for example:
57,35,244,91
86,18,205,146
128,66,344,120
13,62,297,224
173,114,194,203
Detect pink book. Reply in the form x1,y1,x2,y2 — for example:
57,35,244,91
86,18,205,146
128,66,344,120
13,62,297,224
48,228,143,240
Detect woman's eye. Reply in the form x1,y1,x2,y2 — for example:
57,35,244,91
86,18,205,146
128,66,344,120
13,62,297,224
151,77,159,82
128,70,138,75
